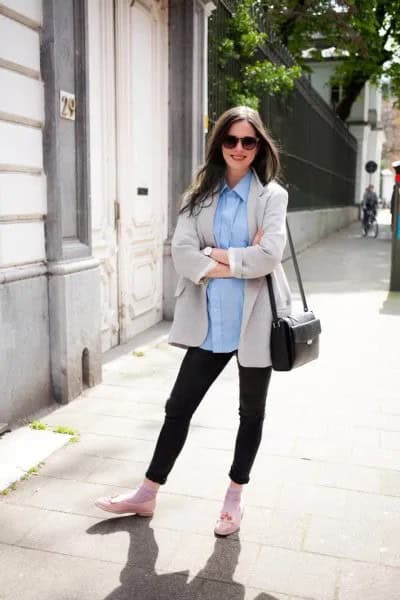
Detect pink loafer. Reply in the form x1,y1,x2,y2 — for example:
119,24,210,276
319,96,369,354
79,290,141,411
214,505,243,537
94,492,155,517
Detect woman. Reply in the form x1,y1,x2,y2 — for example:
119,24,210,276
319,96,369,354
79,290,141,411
95,106,291,537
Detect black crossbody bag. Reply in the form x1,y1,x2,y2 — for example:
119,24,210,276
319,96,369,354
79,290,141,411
266,220,321,371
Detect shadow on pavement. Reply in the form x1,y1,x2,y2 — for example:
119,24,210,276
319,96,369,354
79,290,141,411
87,517,279,600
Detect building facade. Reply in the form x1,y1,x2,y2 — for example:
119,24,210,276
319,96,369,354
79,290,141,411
0,0,102,428
308,59,385,203
0,0,214,427
1,0,51,429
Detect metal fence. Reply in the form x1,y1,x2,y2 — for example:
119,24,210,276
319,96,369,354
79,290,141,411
208,1,357,210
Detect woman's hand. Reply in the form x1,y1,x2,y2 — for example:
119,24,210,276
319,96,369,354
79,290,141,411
205,262,232,278
252,228,264,246
207,229,263,269
210,248,230,265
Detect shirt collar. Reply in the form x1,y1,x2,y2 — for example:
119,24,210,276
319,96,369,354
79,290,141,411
220,170,252,202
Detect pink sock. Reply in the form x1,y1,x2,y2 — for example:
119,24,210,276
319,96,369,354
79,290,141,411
221,484,243,515
116,482,158,504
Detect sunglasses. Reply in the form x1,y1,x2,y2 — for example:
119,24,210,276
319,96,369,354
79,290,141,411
222,135,259,151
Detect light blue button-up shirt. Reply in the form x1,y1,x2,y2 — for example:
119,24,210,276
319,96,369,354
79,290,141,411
200,171,251,353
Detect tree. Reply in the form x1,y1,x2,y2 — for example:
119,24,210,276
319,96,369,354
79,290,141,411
263,0,400,121
217,0,302,110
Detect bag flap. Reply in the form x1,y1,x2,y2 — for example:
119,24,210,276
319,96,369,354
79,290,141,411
291,315,321,343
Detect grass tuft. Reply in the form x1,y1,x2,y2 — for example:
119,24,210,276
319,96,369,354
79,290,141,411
53,425,78,436
30,420,48,431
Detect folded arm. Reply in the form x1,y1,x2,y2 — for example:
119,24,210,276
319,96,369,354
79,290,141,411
227,187,288,279
210,226,263,267
171,208,236,282
172,186,288,282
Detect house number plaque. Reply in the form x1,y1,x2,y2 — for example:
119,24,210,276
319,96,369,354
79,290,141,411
60,91,76,120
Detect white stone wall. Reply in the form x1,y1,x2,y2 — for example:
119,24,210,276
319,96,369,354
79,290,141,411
348,80,369,123
366,128,385,193
349,124,370,203
283,206,359,260
369,83,382,123
381,169,394,206
0,2,46,269
308,61,337,106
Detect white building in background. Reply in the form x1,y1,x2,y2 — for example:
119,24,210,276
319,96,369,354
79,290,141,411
381,169,394,207
306,56,385,203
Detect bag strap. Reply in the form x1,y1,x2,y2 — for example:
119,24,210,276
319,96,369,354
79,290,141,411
285,218,309,312
266,218,309,317
266,273,279,321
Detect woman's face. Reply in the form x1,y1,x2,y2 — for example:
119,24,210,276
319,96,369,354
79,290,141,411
221,119,259,175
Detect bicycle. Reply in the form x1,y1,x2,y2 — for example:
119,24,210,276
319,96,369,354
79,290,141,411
362,208,379,238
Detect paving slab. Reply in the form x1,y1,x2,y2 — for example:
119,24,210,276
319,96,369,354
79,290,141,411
337,559,400,600
0,543,123,600
303,514,383,563
314,461,381,494
0,504,52,545
38,449,104,482
249,546,339,600
1,475,123,518
58,431,156,462
239,507,307,550
344,488,400,522
18,511,181,572
379,469,400,497
278,482,348,520
166,535,260,586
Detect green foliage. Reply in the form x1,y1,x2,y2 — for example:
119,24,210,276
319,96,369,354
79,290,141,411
218,0,302,110
0,463,45,495
30,420,48,431
2,482,16,494
30,420,79,437
263,0,400,117
53,425,78,436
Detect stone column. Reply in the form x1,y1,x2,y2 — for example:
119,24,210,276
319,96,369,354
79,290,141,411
42,0,101,403
163,0,215,320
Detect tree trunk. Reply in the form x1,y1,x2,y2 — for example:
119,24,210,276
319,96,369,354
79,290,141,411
336,74,369,121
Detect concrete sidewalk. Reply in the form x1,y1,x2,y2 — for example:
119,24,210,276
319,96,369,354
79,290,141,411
1,210,400,600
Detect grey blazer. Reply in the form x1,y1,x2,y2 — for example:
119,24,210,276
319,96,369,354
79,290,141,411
168,171,292,367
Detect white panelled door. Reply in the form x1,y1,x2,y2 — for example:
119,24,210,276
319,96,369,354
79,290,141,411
115,0,168,343
88,0,119,352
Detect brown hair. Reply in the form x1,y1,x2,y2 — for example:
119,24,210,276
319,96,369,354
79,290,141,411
181,106,281,215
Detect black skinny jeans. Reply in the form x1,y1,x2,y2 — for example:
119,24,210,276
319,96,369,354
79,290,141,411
146,347,272,485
